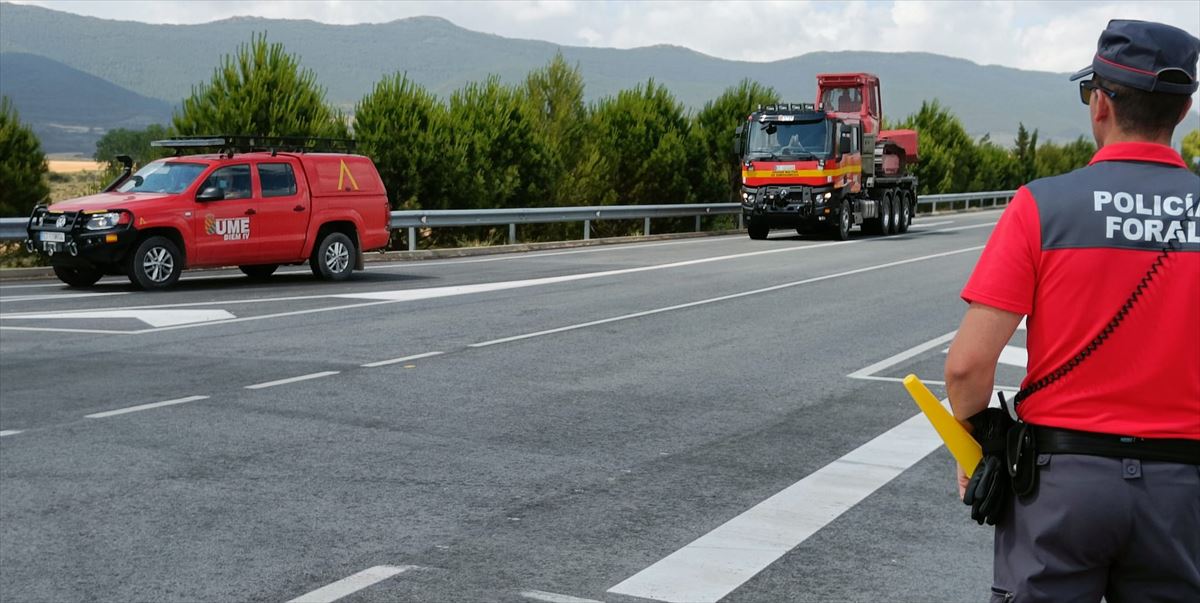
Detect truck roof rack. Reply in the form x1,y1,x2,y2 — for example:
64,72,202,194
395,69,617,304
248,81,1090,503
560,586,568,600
757,103,819,114
150,135,356,157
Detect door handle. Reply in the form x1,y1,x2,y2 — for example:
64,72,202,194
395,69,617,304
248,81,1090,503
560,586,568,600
244,209,256,216
293,205,306,212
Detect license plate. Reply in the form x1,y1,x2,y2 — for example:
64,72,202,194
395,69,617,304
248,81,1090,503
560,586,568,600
40,232,65,243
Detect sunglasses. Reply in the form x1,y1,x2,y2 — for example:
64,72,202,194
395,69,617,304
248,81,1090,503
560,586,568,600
1079,79,1117,105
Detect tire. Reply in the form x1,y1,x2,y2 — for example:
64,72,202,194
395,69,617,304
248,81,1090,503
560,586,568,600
310,232,355,281
866,196,887,235
897,191,912,233
53,265,103,288
831,200,852,240
883,192,897,235
747,223,769,240
240,264,278,279
126,236,183,290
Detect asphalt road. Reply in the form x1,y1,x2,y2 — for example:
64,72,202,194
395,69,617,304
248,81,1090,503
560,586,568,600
0,211,1030,603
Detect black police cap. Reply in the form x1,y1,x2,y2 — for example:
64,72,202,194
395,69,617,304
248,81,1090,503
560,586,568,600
1070,19,1200,95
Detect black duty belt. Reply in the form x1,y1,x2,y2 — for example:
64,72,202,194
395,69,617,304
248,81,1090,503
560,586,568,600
1034,425,1200,465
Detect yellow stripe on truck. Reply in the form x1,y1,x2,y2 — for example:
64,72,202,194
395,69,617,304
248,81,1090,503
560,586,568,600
741,165,861,179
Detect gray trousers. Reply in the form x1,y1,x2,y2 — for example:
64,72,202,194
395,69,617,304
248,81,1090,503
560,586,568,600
991,454,1200,602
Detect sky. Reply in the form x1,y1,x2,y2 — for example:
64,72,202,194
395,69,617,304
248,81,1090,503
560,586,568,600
10,0,1200,74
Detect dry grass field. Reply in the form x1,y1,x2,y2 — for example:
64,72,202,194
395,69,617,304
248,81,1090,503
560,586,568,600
47,159,105,173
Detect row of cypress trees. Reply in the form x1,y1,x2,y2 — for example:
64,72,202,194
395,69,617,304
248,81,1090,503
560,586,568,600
10,34,1196,230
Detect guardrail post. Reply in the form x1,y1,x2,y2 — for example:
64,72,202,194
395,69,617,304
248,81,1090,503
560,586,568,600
509,223,516,245
695,215,701,232
644,217,651,236
407,227,416,252
738,213,743,229
584,219,590,240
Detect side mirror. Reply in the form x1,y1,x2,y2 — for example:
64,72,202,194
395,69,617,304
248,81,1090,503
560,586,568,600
196,186,224,202
839,133,852,157
733,125,744,156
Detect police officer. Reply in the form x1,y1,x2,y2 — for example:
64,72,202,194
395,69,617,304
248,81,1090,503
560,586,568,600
944,19,1200,602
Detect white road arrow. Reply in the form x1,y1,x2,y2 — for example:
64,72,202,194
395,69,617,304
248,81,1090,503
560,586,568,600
0,309,235,328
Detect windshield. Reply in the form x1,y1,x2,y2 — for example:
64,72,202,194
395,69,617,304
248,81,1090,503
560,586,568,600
822,87,863,113
746,119,830,159
117,161,206,194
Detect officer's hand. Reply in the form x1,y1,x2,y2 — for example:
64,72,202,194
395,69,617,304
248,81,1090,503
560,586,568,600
956,463,969,499
962,455,1009,525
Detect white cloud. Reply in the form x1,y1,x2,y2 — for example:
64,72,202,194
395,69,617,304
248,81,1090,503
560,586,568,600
9,0,1200,74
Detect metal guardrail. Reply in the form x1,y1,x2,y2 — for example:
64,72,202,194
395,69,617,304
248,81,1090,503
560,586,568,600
0,190,1017,246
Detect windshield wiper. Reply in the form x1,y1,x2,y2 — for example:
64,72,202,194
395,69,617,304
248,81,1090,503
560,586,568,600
746,151,777,161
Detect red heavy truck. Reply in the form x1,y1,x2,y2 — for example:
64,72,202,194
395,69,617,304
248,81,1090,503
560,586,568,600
735,73,920,240
25,136,391,290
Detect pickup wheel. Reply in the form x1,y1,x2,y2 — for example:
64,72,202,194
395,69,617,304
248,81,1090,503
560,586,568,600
126,236,182,290
239,264,278,280
832,200,852,240
53,265,103,288
747,223,769,240
311,232,355,281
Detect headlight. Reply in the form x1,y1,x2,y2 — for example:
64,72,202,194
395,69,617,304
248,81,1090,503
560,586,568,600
823,192,833,200
742,189,756,201
84,212,126,230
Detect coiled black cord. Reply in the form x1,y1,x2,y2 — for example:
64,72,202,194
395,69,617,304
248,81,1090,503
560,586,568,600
1012,224,1188,406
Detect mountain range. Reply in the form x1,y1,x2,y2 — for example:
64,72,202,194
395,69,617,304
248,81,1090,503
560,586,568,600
2,2,1187,156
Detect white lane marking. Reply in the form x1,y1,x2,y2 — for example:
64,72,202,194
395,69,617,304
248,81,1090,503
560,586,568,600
0,430,23,437
370,235,745,269
608,390,1014,603
1,220,998,335
0,325,131,334
0,292,129,303
337,240,856,302
998,345,1027,368
847,331,958,379
0,239,745,292
520,590,604,603
909,220,954,228
86,395,210,419
609,412,942,602
852,375,1024,390
361,351,444,368
471,247,983,348
1,299,401,335
245,371,340,390
939,344,1026,369
286,565,418,603
1,309,235,327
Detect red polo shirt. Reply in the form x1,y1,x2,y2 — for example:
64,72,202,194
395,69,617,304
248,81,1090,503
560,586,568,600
962,142,1199,439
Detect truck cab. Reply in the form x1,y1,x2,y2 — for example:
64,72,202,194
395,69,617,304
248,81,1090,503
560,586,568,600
25,136,391,290
735,104,864,240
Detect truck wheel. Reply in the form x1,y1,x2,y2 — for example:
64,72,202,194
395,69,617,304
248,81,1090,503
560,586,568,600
126,236,183,290
883,192,897,235
239,264,278,280
53,265,103,288
311,232,355,281
747,223,769,240
832,201,851,240
897,191,912,233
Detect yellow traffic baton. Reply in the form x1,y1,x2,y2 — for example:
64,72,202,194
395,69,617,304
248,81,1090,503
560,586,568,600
902,374,983,474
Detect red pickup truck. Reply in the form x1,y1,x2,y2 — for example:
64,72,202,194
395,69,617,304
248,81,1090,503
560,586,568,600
25,137,390,290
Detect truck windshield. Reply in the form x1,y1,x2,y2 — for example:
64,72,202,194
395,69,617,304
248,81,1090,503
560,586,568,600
746,119,830,159
117,161,206,194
